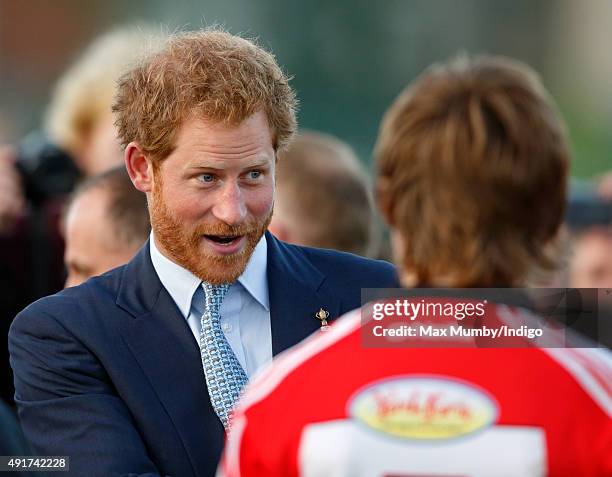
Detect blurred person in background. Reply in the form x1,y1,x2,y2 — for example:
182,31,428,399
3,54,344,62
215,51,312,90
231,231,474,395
0,25,163,406
63,166,150,288
569,226,612,289
1,25,163,228
43,25,164,178
567,172,612,290
221,56,611,477
0,173,31,471
269,130,379,257
13,24,165,209
0,113,24,235
0,145,25,234
596,170,612,201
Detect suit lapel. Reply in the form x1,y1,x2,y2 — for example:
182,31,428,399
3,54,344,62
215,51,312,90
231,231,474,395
113,235,341,475
116,241,224,477
266,232,342,355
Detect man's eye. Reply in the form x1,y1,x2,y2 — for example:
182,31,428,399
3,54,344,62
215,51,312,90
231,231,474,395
199,174,214,183
248,171,261,179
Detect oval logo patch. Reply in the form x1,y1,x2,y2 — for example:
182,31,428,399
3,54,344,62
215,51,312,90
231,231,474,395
348,376,498,440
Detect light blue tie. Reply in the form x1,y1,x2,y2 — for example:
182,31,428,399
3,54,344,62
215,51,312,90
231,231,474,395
197,282,248,430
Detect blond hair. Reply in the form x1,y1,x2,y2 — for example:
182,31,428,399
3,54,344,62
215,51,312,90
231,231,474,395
45,25,164,158
375,55,570,286
113,28,298,162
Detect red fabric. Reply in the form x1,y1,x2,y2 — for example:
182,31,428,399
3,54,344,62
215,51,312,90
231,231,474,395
223,306,612,477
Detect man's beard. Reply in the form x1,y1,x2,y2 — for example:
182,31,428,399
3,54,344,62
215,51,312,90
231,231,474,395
150,181,272,285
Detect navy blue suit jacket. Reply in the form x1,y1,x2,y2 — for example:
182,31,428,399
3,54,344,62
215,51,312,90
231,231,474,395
9,232,398,477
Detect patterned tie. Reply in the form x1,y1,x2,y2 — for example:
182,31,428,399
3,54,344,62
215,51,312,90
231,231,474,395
198,282,248,430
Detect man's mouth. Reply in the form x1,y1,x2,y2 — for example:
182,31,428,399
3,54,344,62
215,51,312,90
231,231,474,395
203,234,244,246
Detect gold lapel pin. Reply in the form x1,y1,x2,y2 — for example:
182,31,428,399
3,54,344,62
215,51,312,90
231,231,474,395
315,308,330,331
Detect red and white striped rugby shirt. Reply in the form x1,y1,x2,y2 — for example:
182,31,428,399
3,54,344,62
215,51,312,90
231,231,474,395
221,305,612,477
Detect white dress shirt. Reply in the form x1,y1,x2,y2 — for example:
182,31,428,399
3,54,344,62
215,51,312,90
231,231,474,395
149,233,272,377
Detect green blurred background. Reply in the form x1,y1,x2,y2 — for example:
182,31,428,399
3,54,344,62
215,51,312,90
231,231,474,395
1,0,611,177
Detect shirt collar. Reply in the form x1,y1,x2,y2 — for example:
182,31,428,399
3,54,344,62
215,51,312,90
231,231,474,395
149,232,269,318
238,234,269,311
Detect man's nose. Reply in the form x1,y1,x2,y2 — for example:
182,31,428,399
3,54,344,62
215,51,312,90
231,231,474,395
212,181,247,225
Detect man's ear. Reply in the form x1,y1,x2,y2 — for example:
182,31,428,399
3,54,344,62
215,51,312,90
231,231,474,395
376,177,395,226
125,142,154,193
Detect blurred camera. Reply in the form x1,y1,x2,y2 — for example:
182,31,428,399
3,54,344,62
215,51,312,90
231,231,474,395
14,131,81,207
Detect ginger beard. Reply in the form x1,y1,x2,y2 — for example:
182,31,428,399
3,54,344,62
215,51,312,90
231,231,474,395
150,173,272,285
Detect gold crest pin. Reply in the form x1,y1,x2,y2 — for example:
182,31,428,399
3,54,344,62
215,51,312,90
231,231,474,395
315,308,330,331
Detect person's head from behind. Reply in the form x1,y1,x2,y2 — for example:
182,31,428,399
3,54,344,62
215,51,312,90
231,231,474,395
375,55,570,287
46,24,164,176
64,166,150,287
269,131,378,257
114,28,297,285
